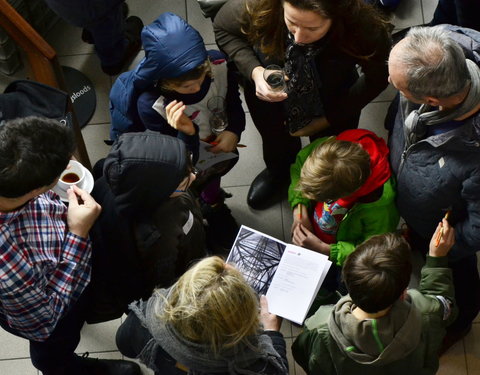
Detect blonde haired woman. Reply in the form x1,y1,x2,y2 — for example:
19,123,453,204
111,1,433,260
116,256,288,374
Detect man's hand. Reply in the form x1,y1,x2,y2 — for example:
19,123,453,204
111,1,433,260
67,185,101,238
259,295,282,331
429,218,455,257
165,100,195,135
209,131,239,153
292,223,330,255
251,66,288,102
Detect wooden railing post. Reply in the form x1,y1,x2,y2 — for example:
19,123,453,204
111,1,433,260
0,0,92,170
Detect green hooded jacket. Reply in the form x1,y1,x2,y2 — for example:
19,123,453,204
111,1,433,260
292,256,457,375
288,136,400,266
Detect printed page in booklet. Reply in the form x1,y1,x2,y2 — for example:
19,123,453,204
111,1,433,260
266,243,332,325
227,225,332,324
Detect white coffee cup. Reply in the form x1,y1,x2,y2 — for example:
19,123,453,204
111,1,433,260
57,160,85,191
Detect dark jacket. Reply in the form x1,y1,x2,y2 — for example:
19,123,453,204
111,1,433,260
213,0,391,128
293,256,457,375
88,132,207,323
109,12,208,140
387,25,480,261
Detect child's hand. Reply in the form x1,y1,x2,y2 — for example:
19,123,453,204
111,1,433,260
292,223,330,255
251,66,288,102
429,218,455,257
209,131,238,153
291,204,313,234
259,295,282,331
165,100,195,135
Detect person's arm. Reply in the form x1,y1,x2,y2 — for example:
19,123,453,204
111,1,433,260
258,296,289,374
225,62,246,139
0,188,100,341
415,219,457,325
213,0,262,81
209,59,245,154
213,0,287,103
449,171,480,259
326,30,391,125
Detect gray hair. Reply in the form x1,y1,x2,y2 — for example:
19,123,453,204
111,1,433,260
399,26,470,99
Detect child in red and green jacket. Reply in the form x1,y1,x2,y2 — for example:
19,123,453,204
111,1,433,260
289,129,399,267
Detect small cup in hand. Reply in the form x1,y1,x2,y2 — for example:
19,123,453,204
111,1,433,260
57,160,85,191
263,65,287,92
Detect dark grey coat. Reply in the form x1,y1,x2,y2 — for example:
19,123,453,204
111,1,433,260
387,25,480,261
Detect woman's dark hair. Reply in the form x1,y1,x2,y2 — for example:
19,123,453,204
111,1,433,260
242,0,390,61
0,116,75,198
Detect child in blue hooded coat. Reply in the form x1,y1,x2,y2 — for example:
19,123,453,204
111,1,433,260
110,12,245,251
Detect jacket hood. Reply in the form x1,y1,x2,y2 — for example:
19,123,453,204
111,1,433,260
103,131,188,217
328,296,422,366
336,129,391,206
139,12,207,81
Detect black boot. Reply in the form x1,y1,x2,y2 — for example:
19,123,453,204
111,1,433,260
72,353,142,375
247,168,290,210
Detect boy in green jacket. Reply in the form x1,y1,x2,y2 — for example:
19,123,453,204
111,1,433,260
289,129,399,267
292,221,456,375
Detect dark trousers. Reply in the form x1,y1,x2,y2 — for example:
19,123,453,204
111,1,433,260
43,0,127,67
116,312,185,375
0,288,90,375
431,0,480,31
409,229,480,333
242,79,301,175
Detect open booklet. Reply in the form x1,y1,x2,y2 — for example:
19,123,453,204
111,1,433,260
227,225,332,325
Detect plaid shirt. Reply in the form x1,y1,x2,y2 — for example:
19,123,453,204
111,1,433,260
0,191,91,342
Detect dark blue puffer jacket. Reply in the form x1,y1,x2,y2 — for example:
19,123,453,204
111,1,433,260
109,12,208,140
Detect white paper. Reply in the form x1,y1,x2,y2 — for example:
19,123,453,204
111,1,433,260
266,244,332,325
195,141,238,172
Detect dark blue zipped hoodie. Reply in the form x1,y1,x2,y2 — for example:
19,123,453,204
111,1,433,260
109,12,208,140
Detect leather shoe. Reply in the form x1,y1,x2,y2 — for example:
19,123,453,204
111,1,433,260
247,168,290,210
73,353,142,375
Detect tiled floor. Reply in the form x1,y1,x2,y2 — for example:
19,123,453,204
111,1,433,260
0,0,479,374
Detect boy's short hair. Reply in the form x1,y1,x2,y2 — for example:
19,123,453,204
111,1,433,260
343,233,412,313
0,116,75,198
297,138,371,202
158,256,259,354
158,59,212,91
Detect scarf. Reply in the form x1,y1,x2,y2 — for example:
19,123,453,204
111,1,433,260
284,33,325,133
129,289,288,374
403,59,480,147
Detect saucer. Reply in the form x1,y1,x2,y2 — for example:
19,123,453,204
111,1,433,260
51,166,94,202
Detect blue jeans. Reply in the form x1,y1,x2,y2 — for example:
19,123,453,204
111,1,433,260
43,0,128,67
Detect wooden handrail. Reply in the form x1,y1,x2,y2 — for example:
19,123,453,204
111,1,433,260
0,0,92,170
